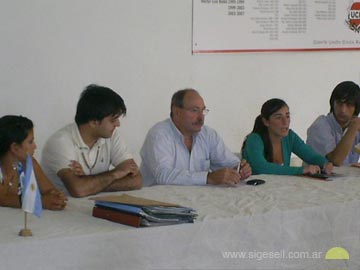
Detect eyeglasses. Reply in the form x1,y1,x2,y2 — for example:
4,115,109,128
182,107,210,115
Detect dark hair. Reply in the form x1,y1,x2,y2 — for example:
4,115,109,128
75,84,127,125
0,115,33,158
170,88,198,118
329,81,360,115
242,98,288,162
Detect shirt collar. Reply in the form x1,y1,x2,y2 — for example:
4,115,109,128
168,118,200,142
71,123,105,150
328,113,346,133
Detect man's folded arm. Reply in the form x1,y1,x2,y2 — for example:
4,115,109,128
57,168,118,198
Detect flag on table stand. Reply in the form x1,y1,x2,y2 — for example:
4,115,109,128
21,154,42,217
18,154,42,237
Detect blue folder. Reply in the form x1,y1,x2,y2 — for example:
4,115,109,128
95,201,143,215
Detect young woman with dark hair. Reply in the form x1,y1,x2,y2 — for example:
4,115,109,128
242,99,333,175
0,115,67,210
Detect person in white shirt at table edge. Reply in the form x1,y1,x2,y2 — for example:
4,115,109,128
140,88,252,187
41,84,142,198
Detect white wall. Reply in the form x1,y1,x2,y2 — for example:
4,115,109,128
1,0,359,163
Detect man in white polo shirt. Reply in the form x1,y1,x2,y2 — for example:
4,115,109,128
41,84,142,197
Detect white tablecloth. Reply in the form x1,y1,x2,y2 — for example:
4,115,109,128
1,166,360,270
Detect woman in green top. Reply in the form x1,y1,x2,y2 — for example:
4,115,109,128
242,98,333,175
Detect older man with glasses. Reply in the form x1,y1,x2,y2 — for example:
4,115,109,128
140,88,251,187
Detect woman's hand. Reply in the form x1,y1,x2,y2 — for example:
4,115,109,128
42,189,67,210
302,165,321,175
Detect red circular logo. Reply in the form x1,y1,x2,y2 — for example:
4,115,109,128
349,2,360,27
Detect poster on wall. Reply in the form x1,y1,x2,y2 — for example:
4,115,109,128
192,0,360,53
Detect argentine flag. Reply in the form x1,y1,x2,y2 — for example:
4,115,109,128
21,154,42,217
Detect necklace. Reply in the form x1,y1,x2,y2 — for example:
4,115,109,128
80,146,100,174
0,163,22,195
0,163,17,185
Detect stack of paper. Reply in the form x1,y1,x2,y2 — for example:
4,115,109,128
90,194,197,227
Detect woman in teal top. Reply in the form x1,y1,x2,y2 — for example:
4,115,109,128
242,98,333,175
